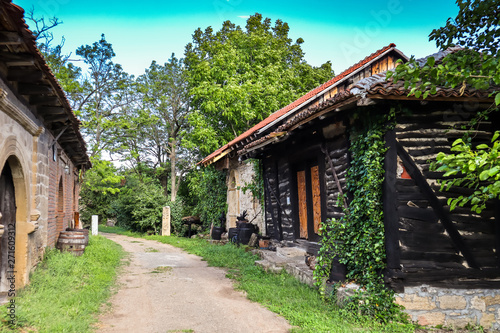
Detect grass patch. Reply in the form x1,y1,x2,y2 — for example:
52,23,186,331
105,229,415,332
0,235,124,333
145,247,159,252
150,266,173,274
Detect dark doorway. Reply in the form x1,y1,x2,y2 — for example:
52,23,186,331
0,163,16,293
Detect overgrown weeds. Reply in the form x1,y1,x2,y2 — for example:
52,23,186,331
0,235,124,333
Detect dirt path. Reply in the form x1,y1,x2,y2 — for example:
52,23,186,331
97,233,292,333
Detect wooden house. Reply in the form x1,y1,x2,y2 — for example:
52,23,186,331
0,1,90,295
203,44,500,327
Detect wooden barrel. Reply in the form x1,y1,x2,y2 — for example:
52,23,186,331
57,231,86,256
66,228,89,245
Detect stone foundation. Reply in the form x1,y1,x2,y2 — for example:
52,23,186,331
396,285,500,330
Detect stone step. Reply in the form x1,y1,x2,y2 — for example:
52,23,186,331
255,249,314,287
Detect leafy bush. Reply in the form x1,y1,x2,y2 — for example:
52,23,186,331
185,166,227,228
79,158,122,225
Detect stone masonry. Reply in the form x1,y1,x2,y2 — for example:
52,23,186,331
396,285,500,330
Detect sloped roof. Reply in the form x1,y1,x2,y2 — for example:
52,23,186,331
238,47,497,156
1,0,90,168
200,43,406,166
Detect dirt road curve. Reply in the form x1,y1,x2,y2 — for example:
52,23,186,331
97,233,292,333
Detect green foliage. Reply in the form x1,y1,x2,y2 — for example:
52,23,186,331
79,157,123,225
387,0,500,105
0,236,123,332
314,109,406,322
185,167,227,228
428,0,499,55
75,34,137,158
184,13,334,156
431,131,500,213
387,0,500,215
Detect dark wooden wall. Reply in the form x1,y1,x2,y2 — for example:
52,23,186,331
261,122,349,249
387,102,500,288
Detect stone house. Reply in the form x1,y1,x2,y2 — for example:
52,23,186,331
0,1,90,295
202,44,500,328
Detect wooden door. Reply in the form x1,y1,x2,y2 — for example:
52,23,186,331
0,163,16,292
296,164,323,240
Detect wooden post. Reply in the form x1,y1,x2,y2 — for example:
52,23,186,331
383,129,400,270
91,215,98,236
162,206,171,236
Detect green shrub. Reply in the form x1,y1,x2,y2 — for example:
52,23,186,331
185,166,227,228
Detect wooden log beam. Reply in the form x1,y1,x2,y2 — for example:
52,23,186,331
29,95,59,105
396,140,480,269
37,106,66,115
7,69,43,82
383,129,402,273
18,83,52,95
0,51,33,62
0,31,22,45
43,114,68,122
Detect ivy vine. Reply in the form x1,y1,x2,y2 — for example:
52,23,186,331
240,158,265,208
314,108,406,322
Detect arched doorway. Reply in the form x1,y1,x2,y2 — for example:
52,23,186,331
0,163,16,294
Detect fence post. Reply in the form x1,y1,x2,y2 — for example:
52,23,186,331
162,206,171,236
92,215,98,236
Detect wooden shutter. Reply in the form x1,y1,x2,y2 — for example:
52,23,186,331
297,170,308,238
311,166,322,234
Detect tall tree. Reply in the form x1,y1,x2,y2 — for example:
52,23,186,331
184,13,334,156
120,55,191,201
75,34,137,158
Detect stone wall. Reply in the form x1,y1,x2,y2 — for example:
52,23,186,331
396,285,500,330
0,82,81,290
226,158,264,233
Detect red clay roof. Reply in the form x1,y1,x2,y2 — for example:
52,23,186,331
200,43,400,166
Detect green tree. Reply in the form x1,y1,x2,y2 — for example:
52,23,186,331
75,34,137,158
388,0,500,211
184,13,334,156
130,55,191,200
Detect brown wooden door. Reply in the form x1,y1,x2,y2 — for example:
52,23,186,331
296,164,323,240
0,163,16,292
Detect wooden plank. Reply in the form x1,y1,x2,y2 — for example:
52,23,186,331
311,165,322,234
297,170,308,238
7,69,44,82
0,31,22,45
396,140,480,269
398,206,438,222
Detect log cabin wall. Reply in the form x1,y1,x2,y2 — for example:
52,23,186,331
388,101,500,287
261,119,350,249
323,136,349,222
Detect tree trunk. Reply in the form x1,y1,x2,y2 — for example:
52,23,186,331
170,138,177,202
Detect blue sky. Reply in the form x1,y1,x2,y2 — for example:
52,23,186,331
14,0,459,77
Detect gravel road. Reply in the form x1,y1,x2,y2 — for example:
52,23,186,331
97,233,292,333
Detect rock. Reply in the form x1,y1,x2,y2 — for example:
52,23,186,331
276,246,307,259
